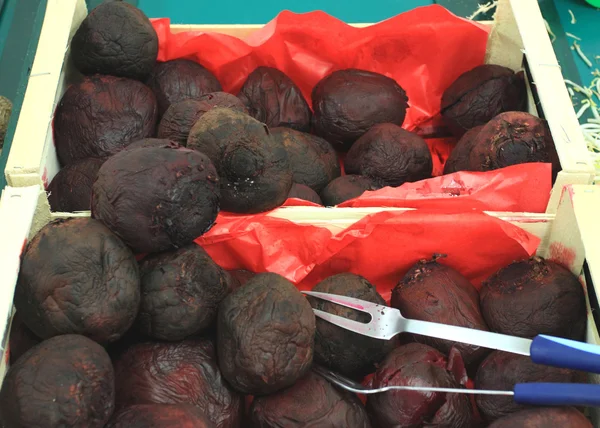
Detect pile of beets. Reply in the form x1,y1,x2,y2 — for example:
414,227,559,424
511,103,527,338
0,2,589,428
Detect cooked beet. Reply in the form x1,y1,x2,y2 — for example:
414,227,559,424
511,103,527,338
187,107,292,213
91,146,220,253
114,338,243,427
14,218,140,344
345,123,433,187
367,343,473,428
308,273,393,377
250,371,372,427
467,112,560,175
271,127,341,193
488,407,592,428
123,138,180,151
443,125,484,174
288,183,323,205
137,245,236,341
0,334,114,428
228,269,256,288
47,157,105,212
157,94,248,144
71,2,158,80
441,64,527,136
8,312,41,365
107,404,215,428
391,256,490,366
217,272,315,395
237,66,311,132
146,60,223,116
320,175,381,206
480,257,586,341
54,75,157,166
312,69,408,150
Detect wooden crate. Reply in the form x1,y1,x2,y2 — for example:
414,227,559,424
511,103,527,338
2,0,595,235
0,183,599,425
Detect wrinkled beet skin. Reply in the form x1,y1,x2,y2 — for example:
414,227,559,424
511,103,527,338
345,123,433,187
227,269,256,289
47,157,105,212
0,334,114,428
488,407,592,428
272,127,341,193
146,60,223,116
123,138,180,151
71,2,158,80
238,66,312,132
367,343,473,428
157,94,248,144
391,258,490,366
480,257,586,341
309,273,393,377
14,218,140,344
250,371,372,427
138,245,236,341
91,146,220,253
54,75,158,166
467,112,560,175
476,351,580,422
8,312,41,365
188,107,292,213
320,175,381,206
441,65,527,136
217,273,316,395
443,125,484,174
312,69,408,150
114,338,243,428
288,183,323,205
107,404,216,428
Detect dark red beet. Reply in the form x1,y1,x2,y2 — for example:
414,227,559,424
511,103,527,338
157,94,248,144
137,245,236,341
71,2,158,80
0,334,114,428
345,123,433,187
320,175,381,206
8,312,41,365
227,269,256,288
46,157,105,212
475,351,581,422
467,112,560,176
367,343,474,428
288,183,323,205
91,146,220,253
123,138,180,151
114,338,243,428
312,69,408,150
308,273,393,377
107,404,216,428
391,256,490,366
480,257,586,341
238,66,311,132
441,64,527,136
187,107,292,214
272,127,341,193
488,407,592,428
146,59,223,116
217,273,315,395
250,371,372,427
14,218,140,344
443,125,484,174
54,75,157,166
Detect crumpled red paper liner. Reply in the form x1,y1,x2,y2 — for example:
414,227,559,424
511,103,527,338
151,5,490,132
196,209,541,300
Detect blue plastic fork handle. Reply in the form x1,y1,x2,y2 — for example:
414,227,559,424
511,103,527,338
530,335,600,374
514,383,600,407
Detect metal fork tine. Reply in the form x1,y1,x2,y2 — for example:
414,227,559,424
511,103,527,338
303,291,382,315
313,309,386,340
